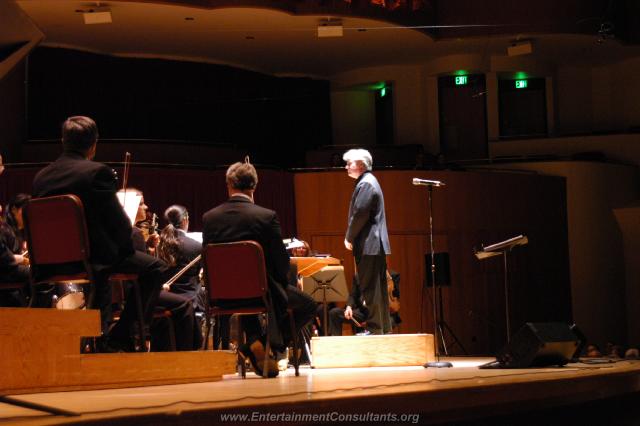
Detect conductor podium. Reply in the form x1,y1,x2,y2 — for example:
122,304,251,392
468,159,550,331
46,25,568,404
290,257,434,368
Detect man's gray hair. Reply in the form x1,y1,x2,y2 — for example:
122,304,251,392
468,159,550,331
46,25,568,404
342,148,373,171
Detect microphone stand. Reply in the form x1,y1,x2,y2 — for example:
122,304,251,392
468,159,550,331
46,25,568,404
422,184,452,368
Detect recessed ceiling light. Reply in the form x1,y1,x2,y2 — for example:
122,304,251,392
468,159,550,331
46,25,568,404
82,7,112,25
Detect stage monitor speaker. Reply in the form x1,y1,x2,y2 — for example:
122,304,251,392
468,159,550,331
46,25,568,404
483,322,581,368
425,252,450,287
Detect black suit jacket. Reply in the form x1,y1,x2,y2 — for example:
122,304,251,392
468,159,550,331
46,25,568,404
0,223,20,276
32,151,134,269
202,195,289,313
346,171,391,259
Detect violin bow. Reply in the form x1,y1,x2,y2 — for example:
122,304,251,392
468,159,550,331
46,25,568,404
122,151,131,192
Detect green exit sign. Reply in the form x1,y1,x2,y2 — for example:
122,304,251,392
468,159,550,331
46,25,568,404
515,79,528,89
455,76,468,86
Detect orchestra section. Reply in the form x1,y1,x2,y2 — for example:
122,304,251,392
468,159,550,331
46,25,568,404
0,166,571,355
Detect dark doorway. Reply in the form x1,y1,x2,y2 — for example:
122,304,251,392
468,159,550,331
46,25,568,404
438,74,488,161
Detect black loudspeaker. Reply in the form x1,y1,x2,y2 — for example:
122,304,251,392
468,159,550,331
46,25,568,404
424,252,450,287
485,322,581,368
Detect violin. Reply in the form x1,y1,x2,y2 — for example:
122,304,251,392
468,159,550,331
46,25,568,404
387,272,400,314
121,153,160,255
136,212,159,256
136,212,158,242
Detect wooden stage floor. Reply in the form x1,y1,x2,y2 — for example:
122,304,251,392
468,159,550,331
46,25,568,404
2,357,640,425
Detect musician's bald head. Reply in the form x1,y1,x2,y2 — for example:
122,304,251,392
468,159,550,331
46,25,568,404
62,116,98,158
226,161,258,191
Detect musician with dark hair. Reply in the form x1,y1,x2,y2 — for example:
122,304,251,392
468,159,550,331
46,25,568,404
123,192,202,351
3,194,30,260
32,116,166,352
0,194,31,307
158,204,204,312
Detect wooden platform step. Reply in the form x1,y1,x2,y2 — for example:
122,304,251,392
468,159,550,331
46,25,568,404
310,333,434,368
0,308,236,395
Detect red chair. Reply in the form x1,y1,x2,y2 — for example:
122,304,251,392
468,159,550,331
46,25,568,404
23,195,95,308
24,195,149,352
203,240,300,378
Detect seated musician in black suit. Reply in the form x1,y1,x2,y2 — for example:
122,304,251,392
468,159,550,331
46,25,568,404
202,160,317,377
32,116,166,352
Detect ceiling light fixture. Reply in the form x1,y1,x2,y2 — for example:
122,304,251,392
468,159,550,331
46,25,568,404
81,2,112,25
318,18,343,38
507,40,533,56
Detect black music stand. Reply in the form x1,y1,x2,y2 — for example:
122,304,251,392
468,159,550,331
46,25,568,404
474,234,528,342
302,266,348,336
425,253,467,355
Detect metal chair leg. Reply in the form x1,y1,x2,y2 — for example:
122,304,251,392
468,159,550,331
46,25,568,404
263,316,271,378
289,314,300,376
301,326,313,366
131,283,148,352
203,314,212,350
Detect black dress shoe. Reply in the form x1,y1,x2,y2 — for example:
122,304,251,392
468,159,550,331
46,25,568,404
238,340,279,378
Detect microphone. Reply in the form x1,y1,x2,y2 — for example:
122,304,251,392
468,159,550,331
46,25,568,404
412,178,445,187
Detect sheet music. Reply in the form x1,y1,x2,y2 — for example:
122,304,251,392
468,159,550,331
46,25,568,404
283,237,305,250
116,192,142,226
483,235,528,252
186,232,202,243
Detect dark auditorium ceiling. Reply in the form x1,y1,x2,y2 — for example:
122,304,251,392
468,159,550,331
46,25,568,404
14,0,640,77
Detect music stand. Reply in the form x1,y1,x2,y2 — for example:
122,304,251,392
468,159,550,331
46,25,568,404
302,266,348,336
474,234,528,342
425,253,467,355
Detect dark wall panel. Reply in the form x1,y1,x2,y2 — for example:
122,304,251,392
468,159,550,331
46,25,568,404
0,59,26,163
26,47,332,168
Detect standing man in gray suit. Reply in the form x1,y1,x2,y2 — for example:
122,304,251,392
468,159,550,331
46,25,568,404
343,149,392,334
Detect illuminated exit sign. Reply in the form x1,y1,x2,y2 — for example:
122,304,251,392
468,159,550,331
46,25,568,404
515,79,528,89
455,76,468,86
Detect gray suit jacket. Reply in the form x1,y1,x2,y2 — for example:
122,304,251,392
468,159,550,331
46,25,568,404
345,171,391,258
